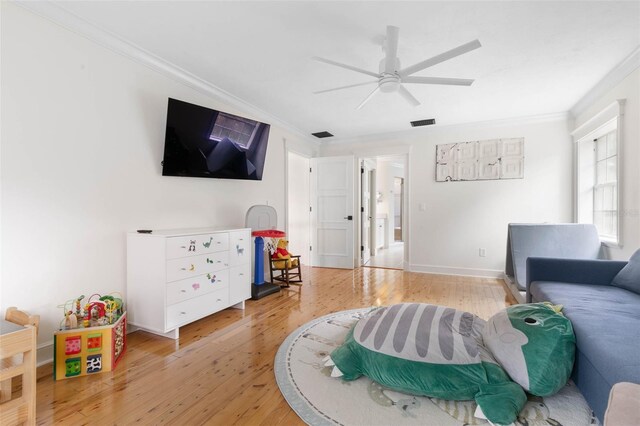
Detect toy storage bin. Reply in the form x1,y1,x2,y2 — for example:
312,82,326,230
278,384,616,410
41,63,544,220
53,312,126,380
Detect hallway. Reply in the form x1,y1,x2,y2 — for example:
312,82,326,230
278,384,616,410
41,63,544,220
364,242,404,269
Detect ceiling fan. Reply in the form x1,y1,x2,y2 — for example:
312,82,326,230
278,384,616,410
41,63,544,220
313,26,481,109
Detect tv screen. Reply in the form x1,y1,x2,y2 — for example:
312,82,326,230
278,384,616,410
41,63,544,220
162,98,270,180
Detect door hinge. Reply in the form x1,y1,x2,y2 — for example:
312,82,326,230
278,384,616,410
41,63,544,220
361,167,364,174
361,245,364,251
309,167,312,173
361,206,364,213
310,245,312,252
309,206,312,212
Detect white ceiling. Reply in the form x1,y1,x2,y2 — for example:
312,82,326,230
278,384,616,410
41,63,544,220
52,1,640,141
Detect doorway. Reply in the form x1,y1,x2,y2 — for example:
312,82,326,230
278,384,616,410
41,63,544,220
286,151,311,264
360,156,407,270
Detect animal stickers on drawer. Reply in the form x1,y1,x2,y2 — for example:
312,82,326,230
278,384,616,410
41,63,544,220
236,244,245,256
192,283,200,291
203,237,213,248
207,273,217,284
188,240,196,252
181,263,195,272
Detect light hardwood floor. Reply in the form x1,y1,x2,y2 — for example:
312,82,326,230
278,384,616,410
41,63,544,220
33,267,515,425
364,242,404,269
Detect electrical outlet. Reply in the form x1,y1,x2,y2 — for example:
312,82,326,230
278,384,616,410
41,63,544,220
479,248,486,257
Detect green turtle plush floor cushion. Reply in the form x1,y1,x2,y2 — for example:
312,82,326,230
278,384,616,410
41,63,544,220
483,303,575,396
328,303,575,426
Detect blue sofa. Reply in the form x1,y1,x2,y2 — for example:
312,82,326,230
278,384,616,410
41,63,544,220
526,253,640,422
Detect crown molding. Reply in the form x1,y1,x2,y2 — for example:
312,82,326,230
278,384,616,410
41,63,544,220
322,111,570,146
571,99,625,140
14,1,318,147
570,46,640,119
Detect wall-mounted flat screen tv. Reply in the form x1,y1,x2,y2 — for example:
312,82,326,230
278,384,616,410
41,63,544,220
162,98,270,180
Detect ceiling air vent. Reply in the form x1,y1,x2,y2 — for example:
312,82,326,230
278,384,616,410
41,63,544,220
410,119,436,127
312,131,334,138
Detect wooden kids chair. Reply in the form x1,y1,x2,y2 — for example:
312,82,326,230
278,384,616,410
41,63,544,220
1,306,39,425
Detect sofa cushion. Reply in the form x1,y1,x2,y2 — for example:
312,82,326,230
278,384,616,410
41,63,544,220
529,282,640,386
611,249,640,294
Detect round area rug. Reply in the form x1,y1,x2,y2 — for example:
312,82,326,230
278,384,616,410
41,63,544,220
274,308,598,426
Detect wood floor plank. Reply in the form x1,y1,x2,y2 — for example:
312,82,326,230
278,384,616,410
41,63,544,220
33,267,515,425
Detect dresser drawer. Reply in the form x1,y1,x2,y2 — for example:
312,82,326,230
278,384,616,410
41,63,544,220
166,289,230,330
229,263,251,305
229,230,251,266
166,269,230,306
166,233,229,259
166,251,229,282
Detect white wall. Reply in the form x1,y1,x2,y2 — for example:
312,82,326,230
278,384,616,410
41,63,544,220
0,4,314,351
321,116,573,276
573,68,640,260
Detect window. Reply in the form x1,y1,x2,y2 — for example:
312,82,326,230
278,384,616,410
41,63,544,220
593,129,617,241
573,100,624,246
209,113,260,149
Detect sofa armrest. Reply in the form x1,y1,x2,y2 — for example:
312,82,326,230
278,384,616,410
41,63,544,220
526,257,627,302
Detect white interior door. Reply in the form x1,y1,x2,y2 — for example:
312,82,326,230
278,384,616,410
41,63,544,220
311,156,355,269
361,162,371,265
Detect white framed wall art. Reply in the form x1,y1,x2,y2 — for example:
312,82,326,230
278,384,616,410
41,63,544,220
435,138,524,182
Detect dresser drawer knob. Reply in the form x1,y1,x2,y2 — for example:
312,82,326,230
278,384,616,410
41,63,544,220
180,311,186,315
216,299,222,302
181,290,186,293
180,246,187,249
239,273,244,276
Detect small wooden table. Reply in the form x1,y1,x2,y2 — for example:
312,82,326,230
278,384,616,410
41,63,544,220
0,319,36,425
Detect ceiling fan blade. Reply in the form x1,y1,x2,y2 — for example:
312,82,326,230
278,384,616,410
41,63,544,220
399,39,482,77
313,81,378,94
403,76,475,86
313,56,379,78
397,85,421,107
384,26,400,74
356,86,381,110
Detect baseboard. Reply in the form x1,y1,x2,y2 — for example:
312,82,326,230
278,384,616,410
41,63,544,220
36,343,54,367
408,264,503,278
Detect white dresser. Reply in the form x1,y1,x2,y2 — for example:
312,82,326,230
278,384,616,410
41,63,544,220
126,227,251,339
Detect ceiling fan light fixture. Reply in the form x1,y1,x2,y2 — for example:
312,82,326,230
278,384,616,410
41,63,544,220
312,25,481,110
410,119,436,127
379,74,400,93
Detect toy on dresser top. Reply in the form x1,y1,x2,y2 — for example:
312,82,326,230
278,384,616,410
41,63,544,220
58,293,125,330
